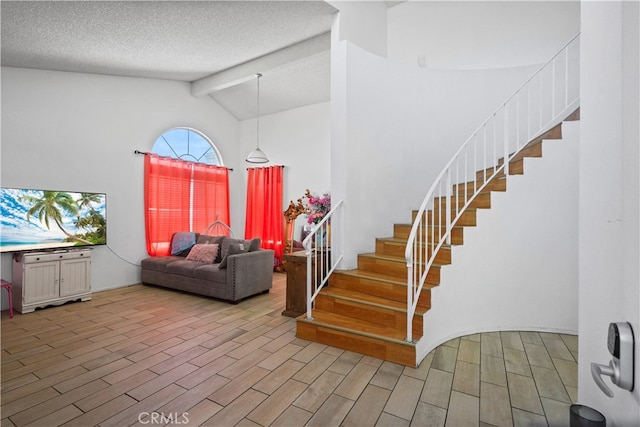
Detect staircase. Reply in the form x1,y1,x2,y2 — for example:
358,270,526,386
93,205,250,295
296,109,580,367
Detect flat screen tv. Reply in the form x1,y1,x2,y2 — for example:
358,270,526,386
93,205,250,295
0,188,106,253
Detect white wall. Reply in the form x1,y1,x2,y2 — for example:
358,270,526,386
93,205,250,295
332,41,538,268
330,0,579,269
326,0,388,58
0,68,332,313
328,0,584,373
419,120,580,360
388,0,580,69
578,1,640,425
236,102,331,240
0,67,240,299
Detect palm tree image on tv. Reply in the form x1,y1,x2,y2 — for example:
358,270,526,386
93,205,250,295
74,192,107,244
20,191,106,246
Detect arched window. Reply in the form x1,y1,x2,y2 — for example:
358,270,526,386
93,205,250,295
144,128,229,256
151,128,222,165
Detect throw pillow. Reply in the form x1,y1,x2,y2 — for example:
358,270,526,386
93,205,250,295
221,238,240,260
185,243,219,264
170,232,196,256
218,242,250,269
248,237,261,252
221,237,257,260
197,235,226,262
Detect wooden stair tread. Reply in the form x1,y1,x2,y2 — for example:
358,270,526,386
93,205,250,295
454,176,507,193
334,269,405,285
377,236,452,251
377,236,409,244
359,252,443,268
415,207,477,220
435,192,491,207
566,107,580,121
396,222,465,231
467,174,507,185
499,123,563,165
298,309,413,344
360,252,405,262
334,269,438,289
426,207,477,214
320,286,423,314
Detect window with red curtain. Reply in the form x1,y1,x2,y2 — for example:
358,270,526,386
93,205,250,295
191,162,230,232
245,166,284,267
144,154,230,256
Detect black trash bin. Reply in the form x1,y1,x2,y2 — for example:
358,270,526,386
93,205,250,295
570,404,606,427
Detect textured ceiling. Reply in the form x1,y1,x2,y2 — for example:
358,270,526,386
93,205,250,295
1,0,337,120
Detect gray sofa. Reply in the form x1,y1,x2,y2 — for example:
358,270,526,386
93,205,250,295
141,233,274,303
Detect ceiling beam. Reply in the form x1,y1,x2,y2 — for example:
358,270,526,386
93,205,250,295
191,31,331,97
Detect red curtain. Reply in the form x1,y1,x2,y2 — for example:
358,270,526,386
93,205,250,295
245,166,284,267
192,163,230,233
144,154,230,256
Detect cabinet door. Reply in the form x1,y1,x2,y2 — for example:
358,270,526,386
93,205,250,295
59,258,91,297
23,261,59,304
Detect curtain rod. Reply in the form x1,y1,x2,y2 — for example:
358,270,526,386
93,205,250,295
134,150,233,171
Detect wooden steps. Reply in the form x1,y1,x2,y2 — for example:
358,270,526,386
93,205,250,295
357,253,441,283
414,207,478,227
296,109,579,367
454,175,507,196
376,237,452,265
394,223,465,245
296,310,417,366
566,108,581,121
314,287,424,337
435,191,492,210
329,269,432,310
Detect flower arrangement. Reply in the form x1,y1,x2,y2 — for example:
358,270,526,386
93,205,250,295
299,189,331,225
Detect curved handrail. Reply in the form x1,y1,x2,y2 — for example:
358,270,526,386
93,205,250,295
404,34,581,342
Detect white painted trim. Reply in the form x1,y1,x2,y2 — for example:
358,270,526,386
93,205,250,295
191,32,330,96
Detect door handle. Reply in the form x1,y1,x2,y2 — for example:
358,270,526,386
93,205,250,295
591,322,635,398
591,361,615,398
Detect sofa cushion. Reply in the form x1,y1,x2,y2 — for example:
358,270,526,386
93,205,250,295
219,241,251,269
170,232,197,256
220,237,259,259
185,243,219,263
197,235,226,262
141,256,183,273
197,234,225,245
248,237,261,252
165,260,202,276
193,263,227,283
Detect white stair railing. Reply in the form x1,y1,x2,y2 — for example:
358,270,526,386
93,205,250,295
303,200,344,320
404,34,580,342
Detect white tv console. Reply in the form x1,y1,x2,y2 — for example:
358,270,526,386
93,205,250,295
12,248,92,314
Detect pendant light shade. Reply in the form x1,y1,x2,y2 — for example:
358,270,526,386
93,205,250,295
246,147,268,163
246,73,268,163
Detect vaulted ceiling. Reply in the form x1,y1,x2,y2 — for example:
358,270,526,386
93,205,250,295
1,1,338,120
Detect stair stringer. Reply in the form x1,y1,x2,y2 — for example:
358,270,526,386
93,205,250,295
415,120,580,364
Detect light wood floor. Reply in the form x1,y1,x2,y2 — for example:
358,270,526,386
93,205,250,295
1,273,578,427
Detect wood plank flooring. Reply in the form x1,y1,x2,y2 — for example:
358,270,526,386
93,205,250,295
1,274,578,426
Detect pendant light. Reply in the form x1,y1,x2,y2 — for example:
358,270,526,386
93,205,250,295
245,73,269,163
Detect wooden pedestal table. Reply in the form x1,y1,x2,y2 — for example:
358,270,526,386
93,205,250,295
282,249,330,318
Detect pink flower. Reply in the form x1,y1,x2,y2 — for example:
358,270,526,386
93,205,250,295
301,190,331,225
